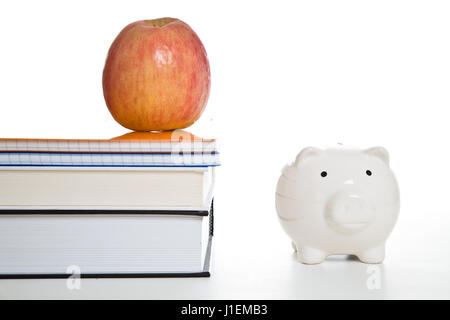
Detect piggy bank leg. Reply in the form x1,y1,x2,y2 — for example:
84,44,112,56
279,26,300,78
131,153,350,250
297,246,327,264
357,245,385,264
291,241,298,252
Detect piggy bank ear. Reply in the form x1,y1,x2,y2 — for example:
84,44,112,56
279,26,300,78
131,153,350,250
294,147,322,167
364,146,389,165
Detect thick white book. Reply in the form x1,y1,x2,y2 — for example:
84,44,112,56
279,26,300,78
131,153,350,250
0,166,215,211
0,207,213,277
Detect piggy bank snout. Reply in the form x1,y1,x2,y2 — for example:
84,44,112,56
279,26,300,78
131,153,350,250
325,192,374,233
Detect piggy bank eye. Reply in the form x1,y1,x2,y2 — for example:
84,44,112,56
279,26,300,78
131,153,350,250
366,170,372,176
321,171,328,177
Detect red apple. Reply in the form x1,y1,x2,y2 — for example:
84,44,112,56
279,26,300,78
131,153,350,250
102,18,210,131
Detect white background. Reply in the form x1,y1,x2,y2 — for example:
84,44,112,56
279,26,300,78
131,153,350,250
1,0,450,299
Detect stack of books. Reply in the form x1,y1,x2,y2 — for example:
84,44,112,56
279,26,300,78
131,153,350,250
0,130,219,278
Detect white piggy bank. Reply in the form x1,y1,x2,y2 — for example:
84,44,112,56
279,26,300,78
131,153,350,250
276,146,400,264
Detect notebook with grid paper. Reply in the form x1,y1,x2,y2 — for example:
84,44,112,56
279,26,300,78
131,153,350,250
0,130,219,167
0,130,217,152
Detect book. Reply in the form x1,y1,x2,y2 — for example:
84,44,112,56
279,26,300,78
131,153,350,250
0,152,219,167
0,206,213,277
0,131,219,167
0,130,217,153
0,167,215,210
0,130,219,277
